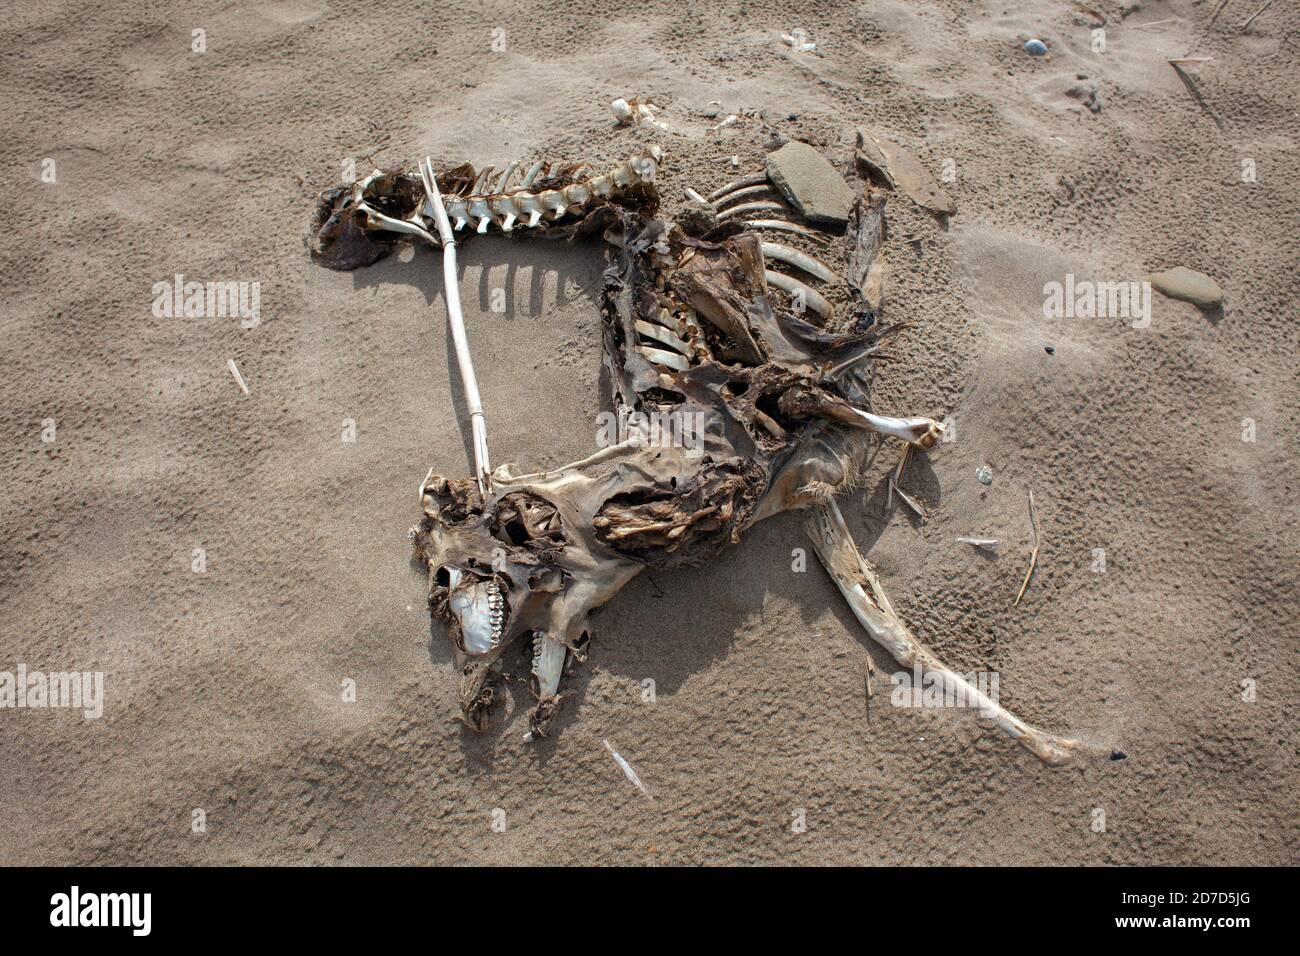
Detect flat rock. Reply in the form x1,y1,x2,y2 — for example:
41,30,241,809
855,128,956,216
764,141,855,229
1146,267,1223,309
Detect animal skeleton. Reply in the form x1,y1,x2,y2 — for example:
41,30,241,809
309,142,1084,766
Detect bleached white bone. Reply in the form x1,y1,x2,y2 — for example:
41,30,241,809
746,219,822,239
718,200,787,221
843,409,945,448
419,157,491,492
707,172,767,201
716,184,776,208
532,633,567,697
761,241,834,282
806,499,1081,766
519,161,544,189
639,346,689,371
356,203,438,246
764,269,832,318
495,161,519,193
635,319,691,355
471,166,494,194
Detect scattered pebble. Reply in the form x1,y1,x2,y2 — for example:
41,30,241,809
1146,266,1224,310
1024,39,1049,56
976,465,993,486
780,31,816,52
678,200,718,237
1045,345,1056,355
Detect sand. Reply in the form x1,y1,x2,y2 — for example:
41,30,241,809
1,0,1296,865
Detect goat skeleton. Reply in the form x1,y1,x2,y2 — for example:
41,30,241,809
309,144,1083,766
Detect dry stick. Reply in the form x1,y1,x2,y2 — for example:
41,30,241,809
1207,0,1232,26
1014,488,1040,606
1169,60,1227,132
419,157,492,494
1241,0,1275,30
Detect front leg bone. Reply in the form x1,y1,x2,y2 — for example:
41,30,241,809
846,409,945,448
806,498,1082,766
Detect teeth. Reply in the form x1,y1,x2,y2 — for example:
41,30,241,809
448,571,505,653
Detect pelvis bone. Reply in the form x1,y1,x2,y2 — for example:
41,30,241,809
309,146,1087,765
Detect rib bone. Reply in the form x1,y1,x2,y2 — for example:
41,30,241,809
764,269,833,318
707,172,767,201
760,241,834,282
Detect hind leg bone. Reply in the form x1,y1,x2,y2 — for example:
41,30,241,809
805,498,1081,766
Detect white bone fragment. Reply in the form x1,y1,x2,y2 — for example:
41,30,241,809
716,184,776,208
890,479,926,519
227,358,249,395
842,409,946,448
807,499,1080,766
684,187,709,205
780,31,817,52
718,200,787,220
957,537,999,549
518,161,545,189
745,219,822,239
357,203,438,246
635,319,691,354
707,172,767,201
531,633,567,697
494,161,519,193
764,269,832,318
603,740,650,797
760,241,834,282
471,166,494,194
638,346,689,371
419,157,491,492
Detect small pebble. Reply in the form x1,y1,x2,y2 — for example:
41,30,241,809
1024,39,1049,56
976,465,993,486
1045,345,1055,355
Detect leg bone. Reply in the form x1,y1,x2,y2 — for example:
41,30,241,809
805,498,1082,766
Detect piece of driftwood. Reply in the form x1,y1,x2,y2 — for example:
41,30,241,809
309,143,1084,766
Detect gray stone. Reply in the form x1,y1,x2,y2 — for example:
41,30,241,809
1146,267,1224,310
678,200,718,237
764,141,855,229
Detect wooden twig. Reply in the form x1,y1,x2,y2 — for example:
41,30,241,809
419,157,492,493
1207,0,1232,26
1014,488,1040,606
1169,60,1227,131
886,443,910,510
1241,0,1275,30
